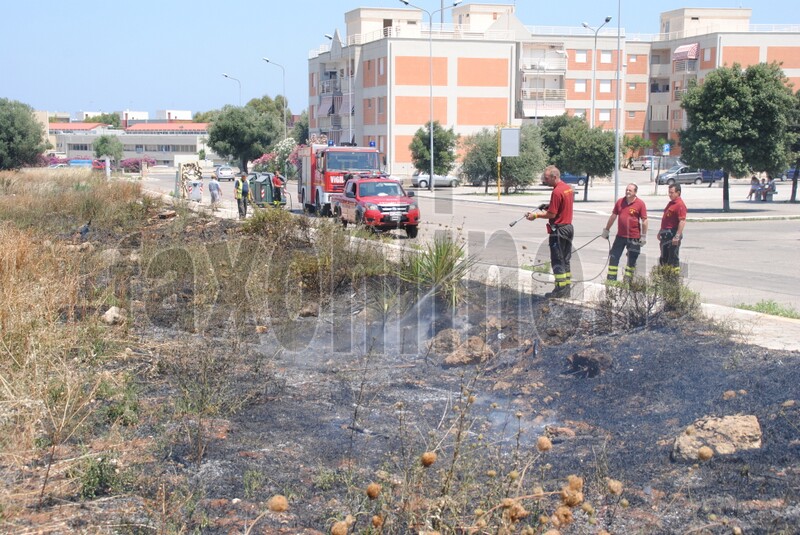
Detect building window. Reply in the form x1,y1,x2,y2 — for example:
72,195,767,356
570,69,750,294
704,48,711,61
629,83,636,90
600,51,612,64
378,97,385,113
629,55,637,63
367,99,372,108
628,111,636,118
573,110,585,118
600,80,611,93
672,110,682,120
379,58,384,76
599,109,611,121
650,54,661,65
575,50,587,63
574,80,586,93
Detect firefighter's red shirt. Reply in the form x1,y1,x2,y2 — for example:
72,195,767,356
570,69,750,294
548,180,574,226
613,197,647,239
661,197,687,230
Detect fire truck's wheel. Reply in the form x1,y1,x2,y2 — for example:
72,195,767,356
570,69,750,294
406,225,419,239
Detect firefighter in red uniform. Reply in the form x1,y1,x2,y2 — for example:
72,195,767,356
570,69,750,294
602,183,648,282
271,173,284,204
526,165,575,298
658,183,687,277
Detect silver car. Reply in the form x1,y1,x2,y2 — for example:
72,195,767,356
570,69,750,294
215,165,235,181
411,171,460,188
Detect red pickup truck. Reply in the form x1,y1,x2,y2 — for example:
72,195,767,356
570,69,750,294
330,177,420,238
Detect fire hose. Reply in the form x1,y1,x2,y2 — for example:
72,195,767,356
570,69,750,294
508,209,613,283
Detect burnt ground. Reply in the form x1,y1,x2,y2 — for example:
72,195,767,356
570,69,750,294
7,211,799,534
138,275,800,534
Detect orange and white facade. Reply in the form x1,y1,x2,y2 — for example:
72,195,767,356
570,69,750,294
309,4,800,172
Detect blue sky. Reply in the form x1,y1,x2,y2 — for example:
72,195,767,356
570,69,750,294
1,1,792,118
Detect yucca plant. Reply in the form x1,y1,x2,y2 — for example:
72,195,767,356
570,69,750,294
399,234,476,307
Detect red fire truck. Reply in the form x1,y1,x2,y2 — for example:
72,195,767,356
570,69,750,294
297,142,383,216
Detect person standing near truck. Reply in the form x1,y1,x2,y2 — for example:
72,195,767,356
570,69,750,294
602,183,648,283
658,184,687,278
525,165,575,298
234,173,250,219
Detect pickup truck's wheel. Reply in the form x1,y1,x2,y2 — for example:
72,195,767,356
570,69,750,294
334,206,347,228
418,180,428,189
405,225,418,239
694,177,703,185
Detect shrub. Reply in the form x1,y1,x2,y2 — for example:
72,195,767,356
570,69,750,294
399,233,476,307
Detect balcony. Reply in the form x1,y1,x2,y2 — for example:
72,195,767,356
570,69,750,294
673,59,698,73
673,88,688,101
521,57,567,72
520,87,566,101
649,120,668,133
649,64,671,77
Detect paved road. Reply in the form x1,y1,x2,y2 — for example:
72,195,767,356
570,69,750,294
143,168,800,311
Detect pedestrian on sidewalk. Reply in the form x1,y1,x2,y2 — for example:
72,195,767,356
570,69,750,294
525,165,575,298
234,173,251,219
602,183,648,283
658,184,687,278
208,176,222,211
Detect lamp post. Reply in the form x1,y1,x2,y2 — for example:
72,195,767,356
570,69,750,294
400,0,462,192
262,58,287,140
222,73,242,106
581,16,611,128
613,1,622,200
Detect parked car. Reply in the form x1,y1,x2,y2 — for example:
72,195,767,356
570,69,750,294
411,171,460,188
781,168,798,181
541,172,587,186
656,165,723,185
630,156,657,171
214,165,235,181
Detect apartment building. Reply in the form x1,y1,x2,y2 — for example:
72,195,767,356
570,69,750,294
309,4,800,174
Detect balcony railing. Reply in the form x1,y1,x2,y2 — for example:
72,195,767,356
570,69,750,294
673,88,688,101
649,120,668,133
520,88,566,101
521,58,567,72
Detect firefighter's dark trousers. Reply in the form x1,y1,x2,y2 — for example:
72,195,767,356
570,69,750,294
549,224,574,289
607,236,641,281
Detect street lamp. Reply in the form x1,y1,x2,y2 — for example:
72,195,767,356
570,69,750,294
400,0,463,192
222,73,242,106
262,58,287,140
581,16,611,128
613,1,622,200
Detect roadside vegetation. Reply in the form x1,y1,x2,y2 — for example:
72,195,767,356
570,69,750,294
735,299,800,320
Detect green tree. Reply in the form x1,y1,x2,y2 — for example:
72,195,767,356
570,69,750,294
292,110,309,144
540,114,586,169
409,121,458,176
194,110,221,123
622,134,652,166
93,135,123,165
680,62,795,211
461,126,547,194
559,121,616,201
84,113,120,128
0,98,50,170
247,95,290,137
207,105,280,172
788,89,800,202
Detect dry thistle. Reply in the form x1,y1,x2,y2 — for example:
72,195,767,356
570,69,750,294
553,505,573,525
267,494,288,512
508,470,519,481
486,469,497,478
567,474,584,491
607,478,624,496
508,501,529,521
501,498,515,508
532,486,545,498
581,502,595,515
371,515,384,528
620,498,630,508
698,446,714,461
732,527,743,535
421,451,437,467
543,530,561,535
560,486,583,507
366,482,381,499
537,436,552,452
331,521,348,535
